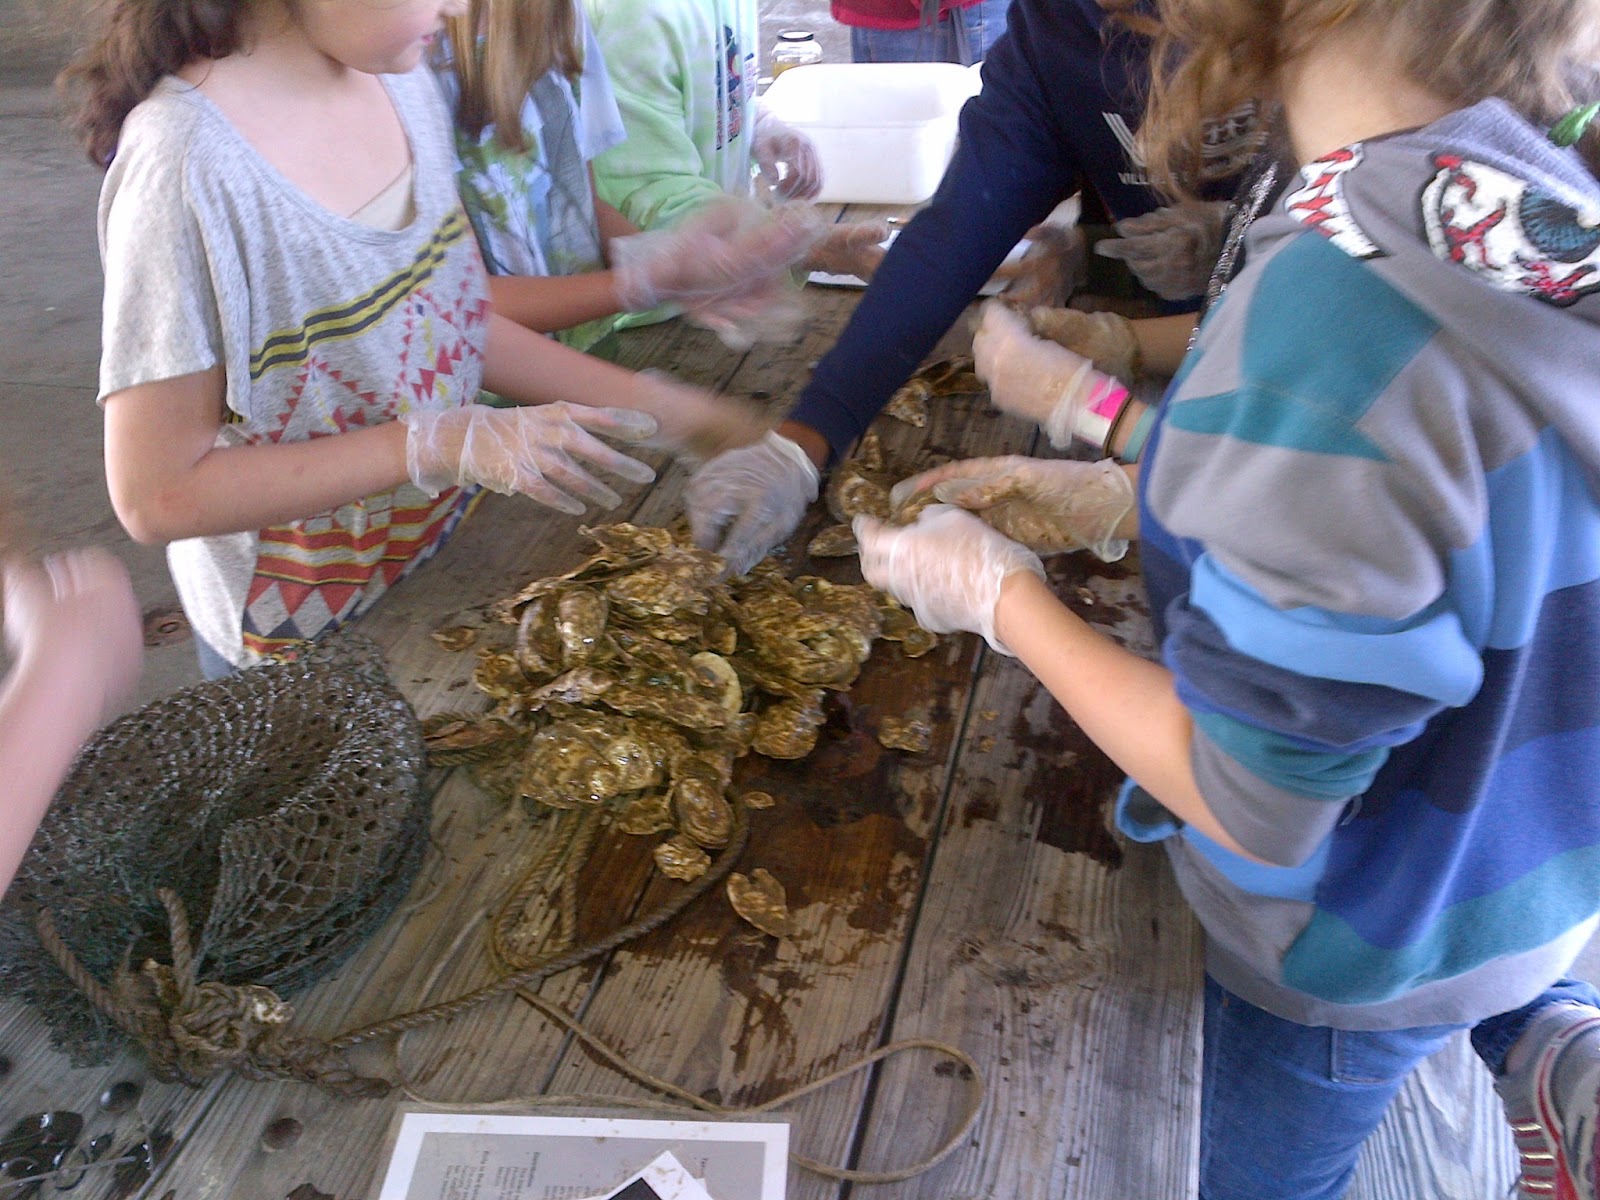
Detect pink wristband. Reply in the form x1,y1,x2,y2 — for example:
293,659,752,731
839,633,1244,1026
1071,378,1133,451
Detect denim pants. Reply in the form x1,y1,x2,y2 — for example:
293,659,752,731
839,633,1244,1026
848,0,1011,66
1200,974,1600,1199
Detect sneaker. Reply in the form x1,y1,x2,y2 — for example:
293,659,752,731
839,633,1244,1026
1495,1004,1600,1200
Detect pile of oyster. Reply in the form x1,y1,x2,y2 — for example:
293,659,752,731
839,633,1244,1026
423,524,935,888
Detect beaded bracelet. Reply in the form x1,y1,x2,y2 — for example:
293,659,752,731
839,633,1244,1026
1118,405,1158,464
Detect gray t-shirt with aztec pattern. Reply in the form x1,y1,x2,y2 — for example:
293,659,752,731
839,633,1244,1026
98,67,490,667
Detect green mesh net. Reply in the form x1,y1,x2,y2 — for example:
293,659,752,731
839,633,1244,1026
0,635,430,1065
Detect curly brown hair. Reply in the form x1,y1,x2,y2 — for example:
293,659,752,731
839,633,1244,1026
1140,0,1600,199
56,0,245,167
443,0,583,151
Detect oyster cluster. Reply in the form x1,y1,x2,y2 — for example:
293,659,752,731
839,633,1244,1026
423,523,933,890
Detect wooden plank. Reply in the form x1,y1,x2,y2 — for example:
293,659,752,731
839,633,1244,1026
532,309,1052,1200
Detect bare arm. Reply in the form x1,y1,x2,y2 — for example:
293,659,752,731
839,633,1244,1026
0,551,141,897
103,367,410,544
592,172,638,257
487,272,628,334
992,569,1258,860
1133,313,1200,377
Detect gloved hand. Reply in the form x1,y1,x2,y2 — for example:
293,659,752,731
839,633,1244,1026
996,222,1088,309
853,504,1045,655
752,106,823,200
401,403,658,514
628,371,773,467
805,219,891,280
685,431,820,576
1025,306,1142,383
610,195,822,313
971,300,1130,450
3,548,142,718
1093,200,1230,301
889,455,1136,562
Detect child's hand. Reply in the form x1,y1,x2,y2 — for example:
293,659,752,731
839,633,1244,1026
804,219,891,281
1094,200,1230,301
1024,307,1142,383
610,196,822,312
853,504,1045,656
752,109,823,200
686,431,820,577
2,549,142,719
401,404,658,514
972,301,1129,450
890,455,1137,561
629,372,774,466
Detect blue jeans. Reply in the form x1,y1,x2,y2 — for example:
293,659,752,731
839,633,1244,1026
848,0,1010,65
1200,974,1600,1199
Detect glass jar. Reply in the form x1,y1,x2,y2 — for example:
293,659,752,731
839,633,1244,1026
771,30,822,77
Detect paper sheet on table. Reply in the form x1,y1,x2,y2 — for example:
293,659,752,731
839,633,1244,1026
807,227,1031,293
371,1111,788,1200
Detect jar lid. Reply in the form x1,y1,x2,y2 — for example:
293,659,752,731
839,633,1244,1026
777,30,817,41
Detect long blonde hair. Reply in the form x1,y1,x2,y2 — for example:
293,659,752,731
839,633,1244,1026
445,0,584,150
1140,0,1600,198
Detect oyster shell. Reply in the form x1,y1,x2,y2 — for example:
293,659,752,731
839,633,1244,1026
421,712,523,764
654,834,711,882
807,524,858,558
878,710,934,754
727,869,796,938
431,624,480,652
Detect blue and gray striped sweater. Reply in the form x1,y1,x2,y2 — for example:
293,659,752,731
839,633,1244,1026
1119,99,1600,1030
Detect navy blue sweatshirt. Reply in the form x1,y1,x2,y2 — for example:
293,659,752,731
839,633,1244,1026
787,0,1161,461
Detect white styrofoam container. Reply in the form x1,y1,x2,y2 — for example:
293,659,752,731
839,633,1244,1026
759,62,984,205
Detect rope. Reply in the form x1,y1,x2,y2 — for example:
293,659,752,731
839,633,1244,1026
326,804,748,1049
33,797,985,1186
394,987,985,1185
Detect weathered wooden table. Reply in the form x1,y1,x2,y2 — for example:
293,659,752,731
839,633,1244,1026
0,269,1206,1200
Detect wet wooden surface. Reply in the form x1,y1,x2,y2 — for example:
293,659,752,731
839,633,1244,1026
0,254,1206,1200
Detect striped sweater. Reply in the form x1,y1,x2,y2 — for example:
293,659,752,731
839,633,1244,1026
1119,99,1600,1029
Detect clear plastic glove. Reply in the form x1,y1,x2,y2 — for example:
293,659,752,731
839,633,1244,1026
685,431,820,577
890,455,1136,562
1093,200,1230,301
611,195,821,313
401,403,658,514
996,223,1088,309
853,505,1045,655
682,270,809,351
971,300,1129,450
752,106,823,200
805,219,891,280
1025,306,1142,382
629,370,773,467
3,548,142,717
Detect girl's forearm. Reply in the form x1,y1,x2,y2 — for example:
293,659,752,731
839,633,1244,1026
1134,313,1200,377
105,372,411,543
593,189,638,258
482,311,644,407
992,569,1258,859
487,272,626,333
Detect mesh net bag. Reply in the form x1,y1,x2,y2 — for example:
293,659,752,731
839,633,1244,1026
0,635,430,1065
